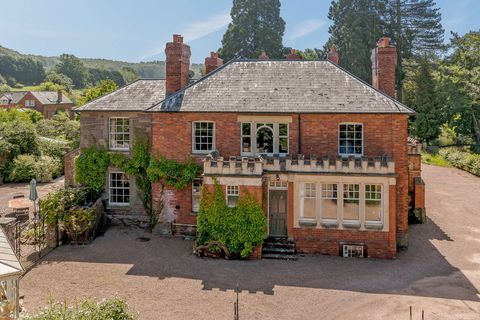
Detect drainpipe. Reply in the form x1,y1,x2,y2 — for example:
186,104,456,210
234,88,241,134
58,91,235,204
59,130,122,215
297,114,302,155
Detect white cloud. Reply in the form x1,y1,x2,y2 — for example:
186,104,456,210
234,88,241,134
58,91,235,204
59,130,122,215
286,19,325,43
137,12,230,61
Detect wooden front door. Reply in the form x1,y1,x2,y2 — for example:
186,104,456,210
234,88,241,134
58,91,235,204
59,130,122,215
269,189,288,237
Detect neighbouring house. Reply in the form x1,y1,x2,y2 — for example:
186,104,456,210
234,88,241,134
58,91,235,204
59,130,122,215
74,34,426,258
0,90,73,118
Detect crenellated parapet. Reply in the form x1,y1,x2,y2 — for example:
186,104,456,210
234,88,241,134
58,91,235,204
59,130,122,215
204,153,395,176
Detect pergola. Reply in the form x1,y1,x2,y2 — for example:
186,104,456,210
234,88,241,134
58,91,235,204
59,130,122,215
0,227,23,318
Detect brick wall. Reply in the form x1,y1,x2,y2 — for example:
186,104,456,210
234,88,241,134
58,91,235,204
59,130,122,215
151,112,409,252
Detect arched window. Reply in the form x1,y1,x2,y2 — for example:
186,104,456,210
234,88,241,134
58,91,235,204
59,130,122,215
256,125,274,154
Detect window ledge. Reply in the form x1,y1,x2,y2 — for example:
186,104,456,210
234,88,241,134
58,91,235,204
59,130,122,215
299,219,317,227
342,221,361,229
365,223,384,230
321,220,338,228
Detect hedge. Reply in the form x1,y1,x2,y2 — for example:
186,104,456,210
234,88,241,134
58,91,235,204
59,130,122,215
439,147,480,176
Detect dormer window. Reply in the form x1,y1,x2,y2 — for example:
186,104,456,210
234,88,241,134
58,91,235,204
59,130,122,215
339,123,363,156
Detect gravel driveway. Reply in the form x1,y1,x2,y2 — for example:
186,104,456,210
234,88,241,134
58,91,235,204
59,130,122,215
20,165,480,319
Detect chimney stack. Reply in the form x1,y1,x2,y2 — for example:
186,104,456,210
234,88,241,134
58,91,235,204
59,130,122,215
327,47,339,64
258,50,269,60
57,90,62,103
165,34,191,95
205,52,223,74
371,37,397,98
286,49,301,60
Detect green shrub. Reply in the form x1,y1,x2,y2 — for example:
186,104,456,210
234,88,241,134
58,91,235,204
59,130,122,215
421,152,450,167
7,154,62,182
0,119,39,158
40,187,88,225
63,207,95,242
24,297,135,320
439,147,480,176
196,181,267,258
38,137,68,159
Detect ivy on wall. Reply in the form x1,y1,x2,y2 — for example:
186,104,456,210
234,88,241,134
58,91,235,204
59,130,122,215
74,135,201,230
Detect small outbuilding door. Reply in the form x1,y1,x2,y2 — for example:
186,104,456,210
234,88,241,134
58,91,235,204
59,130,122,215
269,189,288,237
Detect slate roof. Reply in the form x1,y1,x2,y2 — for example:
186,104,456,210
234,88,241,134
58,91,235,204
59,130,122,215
148,60,414,114
30,91,72,105
75,79,166,112
0,92,26,105
0,223,23,278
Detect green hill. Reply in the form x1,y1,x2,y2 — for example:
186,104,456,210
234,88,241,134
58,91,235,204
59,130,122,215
0,45,203,83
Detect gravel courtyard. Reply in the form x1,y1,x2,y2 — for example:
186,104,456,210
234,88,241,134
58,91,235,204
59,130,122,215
20,165,480,319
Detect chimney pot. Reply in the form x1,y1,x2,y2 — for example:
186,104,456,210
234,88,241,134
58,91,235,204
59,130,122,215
327,47,339,64
259,50,269,60
165,34,191,95
371,36,397,98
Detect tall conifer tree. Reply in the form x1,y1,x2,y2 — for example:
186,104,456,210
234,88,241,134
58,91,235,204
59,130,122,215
220,0,286,61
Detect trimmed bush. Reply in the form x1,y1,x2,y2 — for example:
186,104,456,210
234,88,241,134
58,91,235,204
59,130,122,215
439,147,480,176
24,297,136,320
196,181,267,258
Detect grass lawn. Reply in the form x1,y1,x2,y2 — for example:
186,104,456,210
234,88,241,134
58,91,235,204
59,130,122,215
421,152,451,167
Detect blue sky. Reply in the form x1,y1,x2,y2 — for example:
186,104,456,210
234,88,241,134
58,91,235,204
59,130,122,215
0,0,478,63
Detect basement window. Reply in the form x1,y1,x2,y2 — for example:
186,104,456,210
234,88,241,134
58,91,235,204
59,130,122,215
342,244,365,258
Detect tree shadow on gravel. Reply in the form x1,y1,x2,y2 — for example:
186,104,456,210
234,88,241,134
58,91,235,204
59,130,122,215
40,217,478,302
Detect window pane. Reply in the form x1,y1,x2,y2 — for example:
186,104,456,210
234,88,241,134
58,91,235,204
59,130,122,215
303,198,316,218
365,184,382,222
193,122,214,152
279,123,288,136
339,124,362,155
256,127,274,153
321,184,337,220
242,123,251,135
227,196,239,207
343,184,359,220
192,179,202,213
242,137,251,153
279,137,288,154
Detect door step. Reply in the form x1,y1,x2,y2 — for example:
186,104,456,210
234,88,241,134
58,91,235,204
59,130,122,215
262,237,297,260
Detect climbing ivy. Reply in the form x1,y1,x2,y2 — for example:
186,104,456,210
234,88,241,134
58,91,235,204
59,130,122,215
75,136,201,230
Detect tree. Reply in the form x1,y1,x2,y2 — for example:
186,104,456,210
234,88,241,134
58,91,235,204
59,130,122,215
219,0,285,61
403,55,443,144
78,79,118,105
120,67,138,84
324,0,387,83
45,70,74,91
325,0,445,98
55,54,88,88
436,31,480,149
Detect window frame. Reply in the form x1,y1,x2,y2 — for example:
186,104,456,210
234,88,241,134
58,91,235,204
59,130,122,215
191,178,203,214
240,122,289,156
300,182,317,220
338,123,363,157
108,171,130,206
321,183,338,222
109,117,131,151
226,185,240,208
192,121,215,154
342,183,360,224
364,184,383,225
25,99,36,107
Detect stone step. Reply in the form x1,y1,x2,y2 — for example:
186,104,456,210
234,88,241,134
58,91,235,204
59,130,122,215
262,247,295,255
262,253,298,261
263,241,295,250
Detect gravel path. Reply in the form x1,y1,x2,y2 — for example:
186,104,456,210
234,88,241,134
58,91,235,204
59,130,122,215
20,166,480,319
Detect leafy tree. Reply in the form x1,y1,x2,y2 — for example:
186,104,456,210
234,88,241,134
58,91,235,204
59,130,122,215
38,81,68,93
44,70,74,91
436,31,480,149
0,120,39,158
78,79,118,105
120,66,139,83
220,0,285,60
88,68,126,86
55,54,88,88
403,55,443,144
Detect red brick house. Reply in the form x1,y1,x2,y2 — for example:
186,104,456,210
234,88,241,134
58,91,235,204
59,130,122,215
0,90,73,118
76,34,425,259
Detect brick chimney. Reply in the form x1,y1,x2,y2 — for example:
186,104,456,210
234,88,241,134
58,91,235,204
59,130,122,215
205,52,223,74
165,34,191,95
286,49,301,60
258,50,269,60
327,47,339,64
371,37,397,98
57,90,62,103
